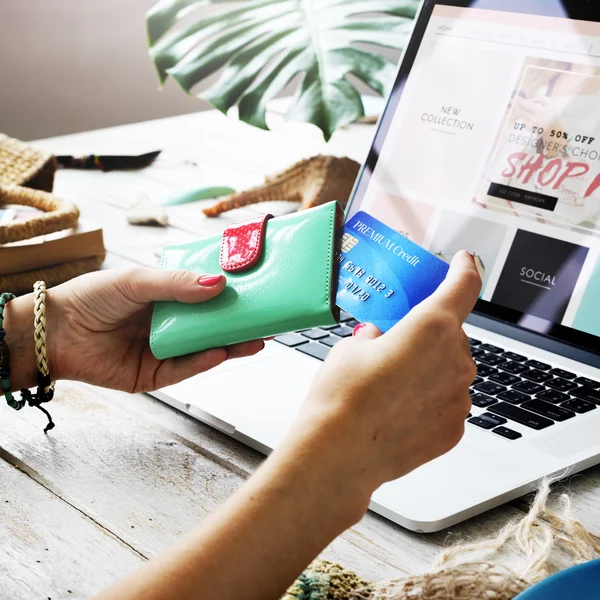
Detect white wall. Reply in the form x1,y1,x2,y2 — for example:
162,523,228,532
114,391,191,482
0,1,403,142
0,0,209,141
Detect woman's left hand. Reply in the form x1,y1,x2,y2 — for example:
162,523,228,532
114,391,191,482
46,268,264,392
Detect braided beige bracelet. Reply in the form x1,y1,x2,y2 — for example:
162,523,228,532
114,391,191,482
33,281,55,393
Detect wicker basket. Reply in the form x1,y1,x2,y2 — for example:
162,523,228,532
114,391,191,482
0,135,105,295
0,133,57,192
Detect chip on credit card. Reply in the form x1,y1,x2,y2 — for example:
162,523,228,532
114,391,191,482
335,211,449,333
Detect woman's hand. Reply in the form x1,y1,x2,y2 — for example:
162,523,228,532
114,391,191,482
45,268,264,392
287,250,482,506
95,251,481,600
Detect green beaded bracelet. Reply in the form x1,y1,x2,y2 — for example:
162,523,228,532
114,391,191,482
0,292,26,410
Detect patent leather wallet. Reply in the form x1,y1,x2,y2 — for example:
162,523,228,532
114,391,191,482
150,201,342,360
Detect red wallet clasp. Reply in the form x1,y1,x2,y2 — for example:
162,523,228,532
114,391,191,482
220,214,273,273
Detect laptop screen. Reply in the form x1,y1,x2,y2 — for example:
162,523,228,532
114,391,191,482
348,0,600,355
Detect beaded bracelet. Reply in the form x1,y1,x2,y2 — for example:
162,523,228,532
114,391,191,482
0,286,55,432
0,292,24,410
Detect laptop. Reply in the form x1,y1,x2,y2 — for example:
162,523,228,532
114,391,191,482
150,0,600,532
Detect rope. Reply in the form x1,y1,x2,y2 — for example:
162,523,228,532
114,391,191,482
33,281,54,393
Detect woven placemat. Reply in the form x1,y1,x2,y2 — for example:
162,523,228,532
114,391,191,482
0,133,56,192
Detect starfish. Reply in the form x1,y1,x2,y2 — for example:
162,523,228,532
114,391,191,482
203,155,361,217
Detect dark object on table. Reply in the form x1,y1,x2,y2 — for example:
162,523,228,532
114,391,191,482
203,155,360,217
56,150,161,171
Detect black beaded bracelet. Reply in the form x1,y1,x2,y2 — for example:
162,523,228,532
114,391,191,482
0,290,55,432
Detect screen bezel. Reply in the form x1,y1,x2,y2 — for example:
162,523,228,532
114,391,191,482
346,0,600,362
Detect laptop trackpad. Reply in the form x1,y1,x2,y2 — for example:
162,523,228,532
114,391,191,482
528,418,600,458
179,347,319,449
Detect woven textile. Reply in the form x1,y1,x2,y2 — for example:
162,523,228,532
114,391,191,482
283,482,600,600
0,133,56,192
0,134,104,294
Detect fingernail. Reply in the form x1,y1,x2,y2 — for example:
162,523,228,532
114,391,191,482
353,323,366,336
198,274,223,287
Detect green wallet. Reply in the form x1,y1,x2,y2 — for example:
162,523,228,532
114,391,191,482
150,201,342,360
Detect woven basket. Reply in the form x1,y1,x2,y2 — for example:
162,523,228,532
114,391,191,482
0,133,56,192
0,135,105,295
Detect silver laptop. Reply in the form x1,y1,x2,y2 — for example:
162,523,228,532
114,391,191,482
151,0,600,532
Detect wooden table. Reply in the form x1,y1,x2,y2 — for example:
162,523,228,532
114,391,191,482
2,110,599,599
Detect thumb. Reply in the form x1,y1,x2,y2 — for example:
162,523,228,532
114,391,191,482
417,250,482,325
120,268,227,304
351,322,382,340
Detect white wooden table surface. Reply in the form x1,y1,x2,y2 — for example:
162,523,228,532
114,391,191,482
2,110,599,599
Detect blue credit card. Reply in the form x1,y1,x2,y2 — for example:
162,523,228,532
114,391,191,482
335,211,449,332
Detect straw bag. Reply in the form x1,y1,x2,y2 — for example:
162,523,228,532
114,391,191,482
0,134,106,294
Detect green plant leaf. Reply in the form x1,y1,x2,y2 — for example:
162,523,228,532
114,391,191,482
147,0,419,140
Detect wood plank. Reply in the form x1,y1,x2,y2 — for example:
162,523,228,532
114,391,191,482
0,382,526,584
0,456,143,600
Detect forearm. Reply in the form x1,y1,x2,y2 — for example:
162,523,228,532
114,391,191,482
94,418,371,600
2,293,38,392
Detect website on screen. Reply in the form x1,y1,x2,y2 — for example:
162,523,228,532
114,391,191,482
360,5,600,338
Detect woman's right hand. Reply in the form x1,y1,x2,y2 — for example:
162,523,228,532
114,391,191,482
286,250,482,512
94,251,482,600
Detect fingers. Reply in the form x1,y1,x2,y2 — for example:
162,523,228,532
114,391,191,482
351,323,382,340
121,268,227,304
148,340,265,390
226,339,266,360
418,251,482,325
152,348,229,389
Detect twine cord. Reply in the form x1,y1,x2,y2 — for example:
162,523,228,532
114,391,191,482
33,281,54,394
348,479,600,600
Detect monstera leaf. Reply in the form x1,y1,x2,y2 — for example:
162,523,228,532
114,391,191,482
147,0,419,140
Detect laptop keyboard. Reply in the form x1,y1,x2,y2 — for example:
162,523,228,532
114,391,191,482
468,337,598,440
274,322,600,442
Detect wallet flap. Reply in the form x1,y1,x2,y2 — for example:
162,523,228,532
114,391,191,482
220,214,273,273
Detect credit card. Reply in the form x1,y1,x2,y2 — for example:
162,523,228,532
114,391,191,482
335,211,449,332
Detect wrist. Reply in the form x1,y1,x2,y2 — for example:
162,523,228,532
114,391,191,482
3,294,37,391
272,411,376,530
45,286,69,382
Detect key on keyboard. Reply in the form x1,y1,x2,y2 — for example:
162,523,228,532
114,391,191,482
321,335,342,347
521,399,575,422
478,353,507,366
470,392,497,408
489,372,521,386
474,381,507,396
468,413,507,430
489,402,554,430
274,333,309,347
545,377,578,392
573,377,600,389
500,361,530,374
561,399,596,414
536,389,569,404
301,328,329,340
521,369,553,383
479,343,504,353
497,390,528,404
493,426,522,440
512,381,545,395
525,359,551,371
571,386,600,404
329,325,354,338
549,368,576,380
477,363,498,377
296,343,330,361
